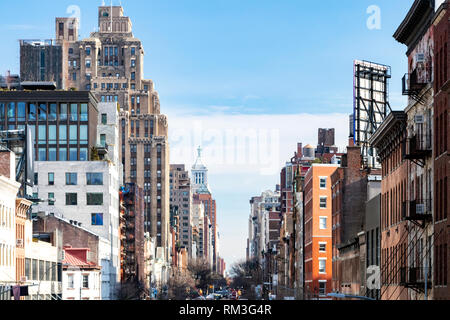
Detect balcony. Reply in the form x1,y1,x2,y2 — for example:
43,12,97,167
400,267,431,291
402,68,431,99
402,199,432,224
403,134,432,161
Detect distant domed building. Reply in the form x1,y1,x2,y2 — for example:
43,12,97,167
191,146,210,194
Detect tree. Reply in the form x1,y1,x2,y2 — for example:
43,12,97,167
187,258,213,292
230,259,263,299
167,272,196,300
90,146,100,161
116,280,148,300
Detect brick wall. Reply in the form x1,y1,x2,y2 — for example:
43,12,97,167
0,150,14,179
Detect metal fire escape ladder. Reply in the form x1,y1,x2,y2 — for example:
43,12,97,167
364,225,410,299
380,224,428,299
375,227,411,299
392,229,445,300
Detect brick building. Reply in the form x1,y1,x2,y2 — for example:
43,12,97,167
432,0,449,299
170,165,192,259
303,164,338,299
370,111,410,300
331,146,381,298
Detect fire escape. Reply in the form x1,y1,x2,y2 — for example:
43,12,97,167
121,186,137,282
401,199,432,228
374,225,445,300
402,132,432,168
402,66,431,105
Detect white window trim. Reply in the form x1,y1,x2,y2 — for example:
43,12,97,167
318,280,327,295
318,258,327,274
318,242,327,252
319,196,327,209
319,176,327,189
319,216,327,230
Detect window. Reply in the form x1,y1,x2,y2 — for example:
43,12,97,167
80,104,88,121
48,173,54,185
87,193,103,205
100,134,106,147
69,148,77,161
17,102,26,121
59,148,67,161
32,259,37,280
131,59,136,67
319,217,327,230
25,258,31,280
87,173,103,185
319,259,326,274
39,260,44,280
68,48,73,54
86,59,91,68
320,177,327,189
48,193,55,206
319,243,326,252
38,125,46,143
319,281,326,295
80,125,88,144
131,72,135,80
85,47,91,56
80,148,88,161
72,72,76,81
59,104,67,121
49,148,57,161
66,173,77,185
38,103,47,121
38,148,46,161
68,274,74,289
28,103,37,121
69,125,77,144
101,114,107,124
65,193,77,205
34,173,38,185
91,213,103,226
320,197,327,209
7,102,15,121
131,47,136,56
70,104,78,121
82,275,89,288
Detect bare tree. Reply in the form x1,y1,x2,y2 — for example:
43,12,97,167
167,272,196,300
230,259,263,299
187,258,212,292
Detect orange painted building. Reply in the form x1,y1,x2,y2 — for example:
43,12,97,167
304,164,338,299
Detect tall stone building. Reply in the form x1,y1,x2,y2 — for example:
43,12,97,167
191,148,218,271
170,164,192,259
19,5,172,282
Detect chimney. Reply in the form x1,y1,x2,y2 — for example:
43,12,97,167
297,143,303,158
346,146,362,169
0,150,16,180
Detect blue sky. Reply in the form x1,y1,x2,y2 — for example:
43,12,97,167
0,0,414,270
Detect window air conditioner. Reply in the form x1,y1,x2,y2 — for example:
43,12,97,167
414,115,424,124
416,53,425,63
416,204,426,215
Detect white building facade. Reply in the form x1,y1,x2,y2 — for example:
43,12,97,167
0,154,21,298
